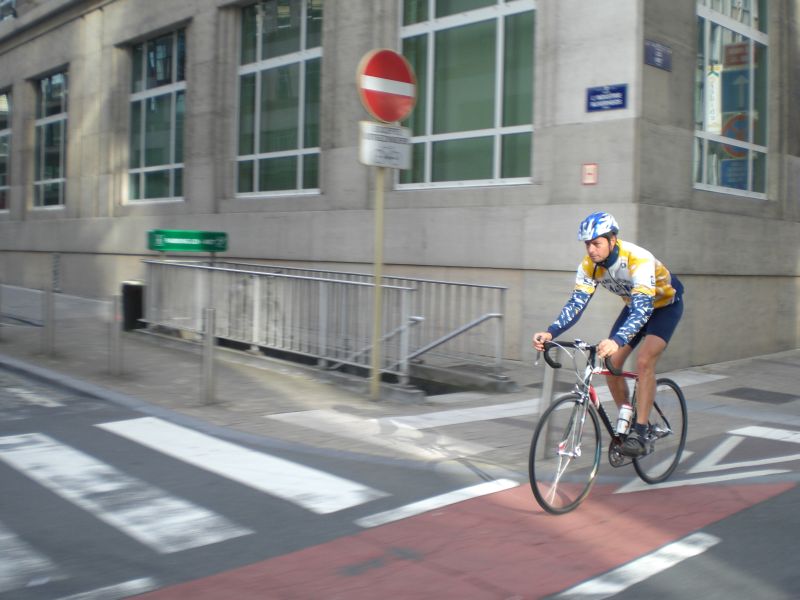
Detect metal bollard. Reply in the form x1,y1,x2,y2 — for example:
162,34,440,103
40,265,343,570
539,346,559,460
42,286,55,356
540,347,557,414
109,295,123,376
202,307,216,405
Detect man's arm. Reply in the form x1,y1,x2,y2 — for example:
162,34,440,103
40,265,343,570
610,253,657,346
546,289,593,339
609,292,654,347
532,259,596,351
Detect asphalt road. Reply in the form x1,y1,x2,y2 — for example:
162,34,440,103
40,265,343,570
1,365,799,599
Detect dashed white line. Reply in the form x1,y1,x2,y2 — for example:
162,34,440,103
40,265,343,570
56,577,159,600
355,479,519,528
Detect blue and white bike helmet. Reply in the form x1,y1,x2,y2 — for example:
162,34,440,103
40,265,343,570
577,211,619,241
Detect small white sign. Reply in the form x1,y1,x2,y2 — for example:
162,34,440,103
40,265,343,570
359,121,411,169
582,163,599,185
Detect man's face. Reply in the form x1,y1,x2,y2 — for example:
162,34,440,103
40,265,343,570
585,235,614,263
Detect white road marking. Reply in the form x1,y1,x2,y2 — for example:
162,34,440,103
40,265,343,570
614,451,693,494
688,436,744,474
268,409,492,459
615,468,788,494
689,436,800,474
555,532,720,599
729,425,800,445
378,399,540,430
658,370,728,388
355,479,519,528
56,577,159,600
0,433,252,553
98,417,387,514
379,370,726,431
4,386,63,407
0,520,65,593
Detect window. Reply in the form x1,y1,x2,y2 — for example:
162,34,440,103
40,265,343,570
0,91,9,210
129,30,186,201
400,0,535,187
34,72,68,207
695,1,768,196
237,0,322,195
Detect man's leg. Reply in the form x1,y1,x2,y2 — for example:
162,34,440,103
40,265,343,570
631,334,668,425
605,344,634,409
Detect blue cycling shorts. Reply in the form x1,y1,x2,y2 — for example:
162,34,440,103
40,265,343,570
610,293,684,349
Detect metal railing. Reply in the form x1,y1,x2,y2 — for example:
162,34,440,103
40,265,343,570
143,260,507,382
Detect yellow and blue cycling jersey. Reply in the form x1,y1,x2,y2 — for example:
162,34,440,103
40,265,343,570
546,240,683,347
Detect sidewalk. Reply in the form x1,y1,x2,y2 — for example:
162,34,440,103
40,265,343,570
1,286,799,467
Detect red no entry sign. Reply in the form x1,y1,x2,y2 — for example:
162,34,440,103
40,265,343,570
357,49,417,123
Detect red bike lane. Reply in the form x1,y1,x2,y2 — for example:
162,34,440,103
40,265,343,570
136,482,793,600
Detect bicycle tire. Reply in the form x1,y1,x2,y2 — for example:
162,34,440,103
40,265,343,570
529,393,602,514
633,378,688,484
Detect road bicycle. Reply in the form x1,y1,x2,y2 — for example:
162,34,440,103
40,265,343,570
528,339,687,514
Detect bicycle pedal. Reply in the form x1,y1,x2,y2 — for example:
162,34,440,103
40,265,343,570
607,440,632,467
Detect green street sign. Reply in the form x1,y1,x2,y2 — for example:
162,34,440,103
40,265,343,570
148,229,228,253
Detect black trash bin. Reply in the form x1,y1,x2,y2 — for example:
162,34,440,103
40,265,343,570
121,281,145,331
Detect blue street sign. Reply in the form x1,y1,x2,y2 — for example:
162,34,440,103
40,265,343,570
586,84,627,112
721,68,749,113
720,158,747,190
645,40,672,71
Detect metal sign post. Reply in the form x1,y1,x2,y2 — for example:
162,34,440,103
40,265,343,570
357,49,417,401
370,166,386,401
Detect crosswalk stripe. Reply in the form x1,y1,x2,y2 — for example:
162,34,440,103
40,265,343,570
0,520,65,593
268,409,492,459
0,433,252,553
97,417,387,514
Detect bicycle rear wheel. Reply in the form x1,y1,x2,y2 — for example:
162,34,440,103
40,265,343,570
633,378,687,484
529,393,601,514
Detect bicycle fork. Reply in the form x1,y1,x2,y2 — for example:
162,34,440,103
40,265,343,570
556,396,591,459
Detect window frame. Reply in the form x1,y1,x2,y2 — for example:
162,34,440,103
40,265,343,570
398,0,536,190
235,0,322,198
33,72,68,209
0,90,10,211
694,3,768,199
128,30,187,203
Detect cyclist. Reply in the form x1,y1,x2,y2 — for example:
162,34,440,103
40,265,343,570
532,211,684,457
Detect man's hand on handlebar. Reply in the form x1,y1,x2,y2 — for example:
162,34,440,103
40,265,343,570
597,338,619,358
532,332,552,352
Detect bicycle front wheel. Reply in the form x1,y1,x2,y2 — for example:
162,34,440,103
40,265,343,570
634,378,688,484
529,393,601,514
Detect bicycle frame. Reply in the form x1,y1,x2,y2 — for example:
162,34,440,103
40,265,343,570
545,340,639,444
